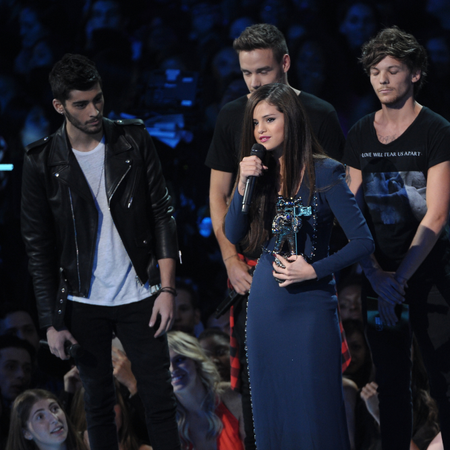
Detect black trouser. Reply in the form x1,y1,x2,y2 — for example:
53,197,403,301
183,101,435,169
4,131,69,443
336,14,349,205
65,297,180,450
364,275,450,450
234,295,257,450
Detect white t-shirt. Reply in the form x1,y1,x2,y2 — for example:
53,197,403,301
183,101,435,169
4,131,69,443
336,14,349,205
68,139,152,306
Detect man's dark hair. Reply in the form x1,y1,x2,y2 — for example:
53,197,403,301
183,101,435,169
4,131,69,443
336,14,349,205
360,26,428,93
233,23,288,64
49,53,102,103
0,335,35,361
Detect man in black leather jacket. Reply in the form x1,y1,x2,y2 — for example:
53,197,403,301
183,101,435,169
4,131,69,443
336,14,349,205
21,54,180,450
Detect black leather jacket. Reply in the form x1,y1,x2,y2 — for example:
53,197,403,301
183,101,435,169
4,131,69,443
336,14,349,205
21,118,178,330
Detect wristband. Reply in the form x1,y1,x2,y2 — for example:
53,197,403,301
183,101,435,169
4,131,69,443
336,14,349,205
223,253,238,263
159,286,177,296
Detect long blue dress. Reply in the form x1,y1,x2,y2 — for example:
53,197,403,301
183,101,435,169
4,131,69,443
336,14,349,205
225,158,374,450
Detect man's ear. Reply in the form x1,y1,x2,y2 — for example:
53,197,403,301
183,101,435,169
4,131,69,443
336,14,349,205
282,54,291,73
411,69,421,84
52,99,65,115
23,428,33,440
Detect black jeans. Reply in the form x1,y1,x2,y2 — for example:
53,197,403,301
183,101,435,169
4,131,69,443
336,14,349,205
364,275,450,450
65,297,180,450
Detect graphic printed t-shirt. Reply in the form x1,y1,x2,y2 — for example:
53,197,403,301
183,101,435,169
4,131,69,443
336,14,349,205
343,107,450,270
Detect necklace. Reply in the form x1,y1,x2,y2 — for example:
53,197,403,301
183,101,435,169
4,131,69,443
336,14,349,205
93,149,105,199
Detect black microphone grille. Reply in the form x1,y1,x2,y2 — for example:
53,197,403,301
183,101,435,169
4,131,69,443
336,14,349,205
250,143,266,159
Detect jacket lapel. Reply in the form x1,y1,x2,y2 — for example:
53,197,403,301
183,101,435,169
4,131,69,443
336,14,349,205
46,119,134,205
103,119,133,204
47,122,93,203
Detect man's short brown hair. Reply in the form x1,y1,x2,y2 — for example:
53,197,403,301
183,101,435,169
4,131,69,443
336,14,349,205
360,26,428,93
233,23,288,64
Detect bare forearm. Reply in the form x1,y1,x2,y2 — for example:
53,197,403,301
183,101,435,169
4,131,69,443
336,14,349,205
157,258,176,288
359,253,383,278
209,169,239,261
397,161,450,282
396,215,447,282
210,189,239,261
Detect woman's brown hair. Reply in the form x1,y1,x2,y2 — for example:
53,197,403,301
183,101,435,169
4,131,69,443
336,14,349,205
234,83,325,253
6,389,87,450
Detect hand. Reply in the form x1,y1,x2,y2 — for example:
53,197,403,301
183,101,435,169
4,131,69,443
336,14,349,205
238,155,267,194
112,346,137,396
150,291,175,338
47,326,77,360
378,298,398,326
272,254,317,287
63,365,82,394
360,382,380,424
225,257,252,295
367,268,405,305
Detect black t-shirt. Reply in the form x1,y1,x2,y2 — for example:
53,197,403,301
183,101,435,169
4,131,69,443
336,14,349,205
343,107,450,271
205,91,345,175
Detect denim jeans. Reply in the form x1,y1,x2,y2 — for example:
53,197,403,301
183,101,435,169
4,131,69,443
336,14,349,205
65,297,180,450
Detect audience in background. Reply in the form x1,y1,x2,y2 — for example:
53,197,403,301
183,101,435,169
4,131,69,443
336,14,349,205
338,270,363,322
0,335,34,439
6,388,87,450
357,338,441,450
167,331,244,450
198,328,231,382
1,2,449,447
70,382,152,450
173,278,203,336
343,319,374,390
0,304,66,395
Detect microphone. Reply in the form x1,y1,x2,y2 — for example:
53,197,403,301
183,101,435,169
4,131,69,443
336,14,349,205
39,339,84,359
241,143,266,214
64,341,84,359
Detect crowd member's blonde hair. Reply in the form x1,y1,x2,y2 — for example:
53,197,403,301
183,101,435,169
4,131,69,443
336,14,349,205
167,331,224,447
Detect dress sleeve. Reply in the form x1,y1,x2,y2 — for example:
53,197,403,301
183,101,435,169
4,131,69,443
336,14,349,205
224,188,250,245
312,163,374,280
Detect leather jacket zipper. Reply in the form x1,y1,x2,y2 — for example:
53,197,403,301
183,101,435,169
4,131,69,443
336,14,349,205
68,188,82,293
108,161,131,206
127,171,136,209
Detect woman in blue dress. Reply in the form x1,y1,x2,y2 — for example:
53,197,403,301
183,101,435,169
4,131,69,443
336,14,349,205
225,83,374,450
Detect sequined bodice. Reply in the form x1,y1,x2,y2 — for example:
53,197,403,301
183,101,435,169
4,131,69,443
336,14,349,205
268,193,318,261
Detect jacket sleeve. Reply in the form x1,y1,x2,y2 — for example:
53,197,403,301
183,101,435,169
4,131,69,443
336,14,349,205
141,128,178,261
21,149,59,330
